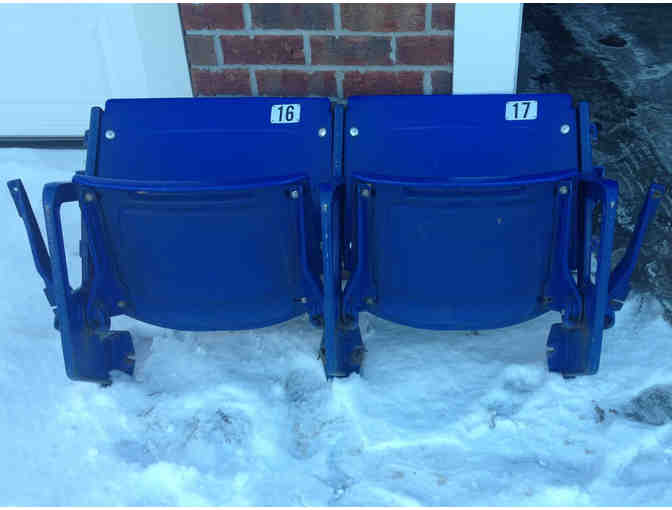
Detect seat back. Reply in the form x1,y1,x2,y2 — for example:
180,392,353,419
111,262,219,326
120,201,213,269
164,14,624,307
343,94,580,329
81,98,333,330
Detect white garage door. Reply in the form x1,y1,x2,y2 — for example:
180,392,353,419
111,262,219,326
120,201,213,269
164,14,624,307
0,4,192,137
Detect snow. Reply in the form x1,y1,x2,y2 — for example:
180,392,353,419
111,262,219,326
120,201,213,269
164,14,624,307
1,148,672,505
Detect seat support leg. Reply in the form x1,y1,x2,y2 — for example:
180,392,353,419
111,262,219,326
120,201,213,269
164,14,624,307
320,183,364,377
43,182,134,383
547,178,618,376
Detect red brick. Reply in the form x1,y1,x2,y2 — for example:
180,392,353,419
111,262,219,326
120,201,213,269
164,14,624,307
191,68,251,96
311,36,392,66
257,70,337,97
251,4,333,29
432,4,455,30
185,35,216,66
220,36,304,65
396,36,453,65
342,4,425,32
431,71,453,94
179,4,244,30
343,71,424,96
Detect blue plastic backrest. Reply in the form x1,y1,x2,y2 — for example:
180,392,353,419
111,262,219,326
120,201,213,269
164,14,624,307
345,94,579,180
343,94,579,330
93,97,333,184
82,98,332,330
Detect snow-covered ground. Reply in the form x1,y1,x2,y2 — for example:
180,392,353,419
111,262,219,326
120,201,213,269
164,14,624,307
1,149,672,505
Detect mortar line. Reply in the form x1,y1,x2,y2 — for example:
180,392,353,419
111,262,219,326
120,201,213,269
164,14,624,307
423,71,432,95
335,70,344,98
303,33,312,65
249,69,259,95
213,34,223,66
242,3,252,30
186,29,454,37
194,64,454,72
333,3,342,31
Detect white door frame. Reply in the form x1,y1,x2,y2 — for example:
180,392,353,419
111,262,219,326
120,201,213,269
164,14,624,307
131,4,193,100
452,3,524,94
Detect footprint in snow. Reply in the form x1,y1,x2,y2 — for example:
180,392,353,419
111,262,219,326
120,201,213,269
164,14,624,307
285,368,339,459
622,384,672,426
119,404,252,472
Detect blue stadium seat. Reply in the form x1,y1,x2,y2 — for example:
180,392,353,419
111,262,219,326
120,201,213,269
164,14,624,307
8,98,340,383
7,94,664,383
341,94,664,377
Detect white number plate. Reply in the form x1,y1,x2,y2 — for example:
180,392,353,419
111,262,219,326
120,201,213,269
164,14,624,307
505,100,538,120
270,104,301,124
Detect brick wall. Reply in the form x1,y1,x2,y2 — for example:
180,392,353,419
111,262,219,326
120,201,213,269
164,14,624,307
179,3,455,98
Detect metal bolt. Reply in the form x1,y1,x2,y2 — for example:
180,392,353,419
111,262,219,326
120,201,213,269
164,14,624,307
497,217,503,224
12,187,19,193
610,200,616,208
558,185,568,195
365,297,375,305
560,124,570,134
105,129,116,140
322,203,328,212
318,128,327,137
349,242,353,250
84,192,95,202
350,127,359,137
298,297,308,304
351,347,365,364
546,346,555,353
290,189,299,199
117,300,126,308
360,188,370,198
126,354,136,361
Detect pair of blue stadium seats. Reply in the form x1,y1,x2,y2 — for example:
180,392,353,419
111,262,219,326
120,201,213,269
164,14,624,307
7,94,664,384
